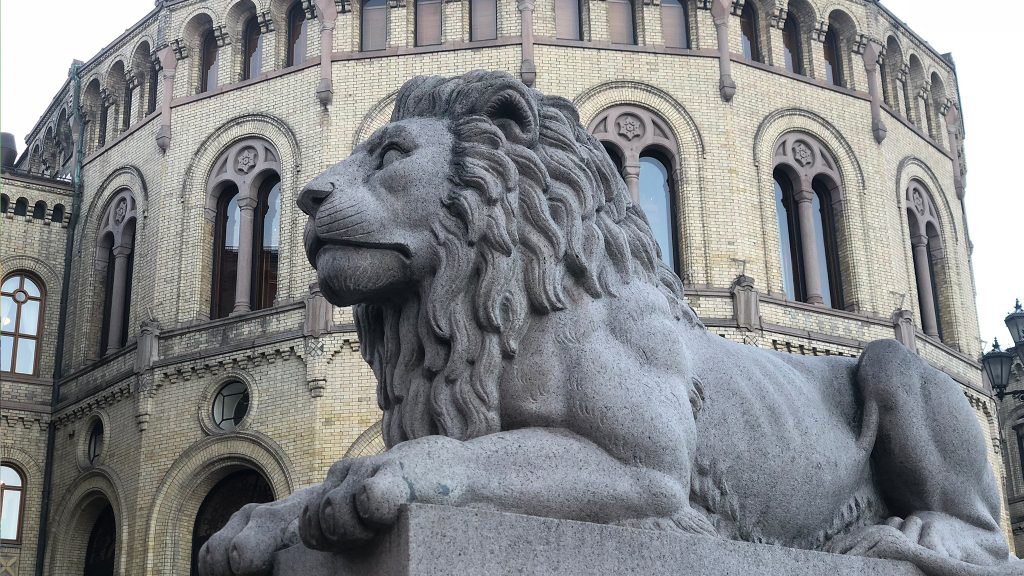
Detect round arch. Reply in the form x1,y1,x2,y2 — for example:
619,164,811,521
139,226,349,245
44,467,128,576
142,432,294,575
352,90,399,149
344,420,386,457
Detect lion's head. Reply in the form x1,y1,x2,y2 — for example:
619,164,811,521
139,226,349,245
299,71,699,447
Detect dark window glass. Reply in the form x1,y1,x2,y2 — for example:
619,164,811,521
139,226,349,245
212,187,241,319
100,238,116,354
1,274,44,375
824,26,843,86
212,381,250,431
13,198,26,217
661,0,688,49
470,0,497,41
87,421,104,465
201,29,219,92
638,152,677,272
812,180,843,309
607,0,635,45
927,242,943,341
32,201,46,220
254,176,281,310
84,505,116,576
243,16,263,80
52,204,65,224
148,65,158,114
122,82,133,130
0,195,8,214
288,3,308,65
416,0,443,46
190,470,273,576
555,0,582,40
773,172,804,301
782,15,802,74
362,0,388,51
740,3,760,62
603,143,623,175
98,104,108,147
0,465,24,542
879,61,891,106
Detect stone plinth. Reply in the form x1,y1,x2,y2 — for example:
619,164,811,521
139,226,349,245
273,504,925,575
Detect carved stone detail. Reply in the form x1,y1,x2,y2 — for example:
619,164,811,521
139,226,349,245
236,146,259,174
792,141,813,167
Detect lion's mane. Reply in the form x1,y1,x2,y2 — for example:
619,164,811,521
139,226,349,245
354,71,701,447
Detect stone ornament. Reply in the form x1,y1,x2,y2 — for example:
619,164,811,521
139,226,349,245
236,147,259,174
616,114,644,140
792,140,813,167
198,72,1018,576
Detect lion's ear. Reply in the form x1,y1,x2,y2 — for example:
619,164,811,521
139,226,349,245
483,85,539,146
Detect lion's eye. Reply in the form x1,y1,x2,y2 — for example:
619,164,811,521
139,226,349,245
379,145,406,169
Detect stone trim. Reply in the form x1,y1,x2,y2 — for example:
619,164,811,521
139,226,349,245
44,467,129,576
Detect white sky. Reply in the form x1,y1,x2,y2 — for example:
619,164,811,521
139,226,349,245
1,0,1020,352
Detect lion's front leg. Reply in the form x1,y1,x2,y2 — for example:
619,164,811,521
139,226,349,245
299,427,705,552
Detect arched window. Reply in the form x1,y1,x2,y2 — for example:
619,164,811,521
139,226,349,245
84,504,116,576
242,15,263,80
0,194,8,214
32,201,47,220
200,28,220,92
1,273,44,375
555,0,582,41
661,0,689,49
362,0,388,51
739,2,760,62
607,0,636,45
87,420,105,465
190,470,273,576
823,26,843,87
470,0,497,41
638,152,678,270
98,102,109,147
772,134,846,309
0,465,24,543
287,2,309,65
97,191,138,354
147,61,158,114
782,14,802,74
13,198,27,217
883,36,903,113
213,186,242,319
52,204,66,225
416,0,443,46
588,106,681,275
906,182,945,340
122,80,134,130
207,140,283,319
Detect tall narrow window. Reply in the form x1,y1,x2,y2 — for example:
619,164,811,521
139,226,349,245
362,0,388,51
98,104,109,147
0,465,24,543
774,172,804,301
555,0,582,41
416,0,443,46
32,201,47,220
1,274,44,376
0,194,8,214
254,176,281,310
823,26,843,86
782,14,802,74
190,471,273,576
122,82,134,130
661,0,689,49
607,0,635,44
52,204,65,225
740,2,760,62
147,64,158,114
287,3,308,66
812,179,843,309
638,152,677,271
470,0,497,41
243,16,263,80
201,28,219,92
84,504,116,576
905,183,945,339
98,193,138,355
213,186,241,319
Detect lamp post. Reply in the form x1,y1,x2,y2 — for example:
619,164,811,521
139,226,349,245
983,299,1024,401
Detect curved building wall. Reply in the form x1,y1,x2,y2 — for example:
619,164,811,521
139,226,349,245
0,0,1011,573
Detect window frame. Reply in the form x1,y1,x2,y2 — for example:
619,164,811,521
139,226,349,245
782,13,803,74
773,170,807,302
252,175,282,311
606,0,637,45
637,148,681,273
739,2,761,62
242,15,263,81
211,185,242,320
200,28,220,93
469,0,498,41
287,2,309,66
415,0,443,46
823,26,844,87
362,0,389,51
1,272,45,377
0,463,25,544
555,0,583,41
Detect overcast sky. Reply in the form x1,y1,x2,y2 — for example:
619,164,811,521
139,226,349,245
1,0,1020,352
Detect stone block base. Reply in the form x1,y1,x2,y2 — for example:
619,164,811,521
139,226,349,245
274,504,924,575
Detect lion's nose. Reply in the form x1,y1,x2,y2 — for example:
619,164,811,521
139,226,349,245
298,180,334,216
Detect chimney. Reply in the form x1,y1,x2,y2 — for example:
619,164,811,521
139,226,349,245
1,132,16,170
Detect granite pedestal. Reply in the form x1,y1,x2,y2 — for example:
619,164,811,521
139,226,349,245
273,504,925,576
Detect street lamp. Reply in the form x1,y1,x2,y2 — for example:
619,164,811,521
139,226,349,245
983,338,1016,401
1006,299,1024,365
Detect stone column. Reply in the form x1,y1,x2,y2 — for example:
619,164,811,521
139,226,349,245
794,186,823,305
910,233,938,337
518,0,537,86
944,105,965,199
233,196,259,314
622,163,641,204
156,46,178,152
107,245,132,352
316,0,337,105
710,0,735,101
862,41,886,143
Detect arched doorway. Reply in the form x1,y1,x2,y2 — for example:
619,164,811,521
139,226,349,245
190,469,273,575
83,504,116,576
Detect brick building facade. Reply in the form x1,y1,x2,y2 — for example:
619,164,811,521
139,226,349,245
0,0,1012,573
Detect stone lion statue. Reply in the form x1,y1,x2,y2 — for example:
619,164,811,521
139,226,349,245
200,71,1018,576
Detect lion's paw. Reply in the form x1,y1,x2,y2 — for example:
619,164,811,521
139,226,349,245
198,486,317,576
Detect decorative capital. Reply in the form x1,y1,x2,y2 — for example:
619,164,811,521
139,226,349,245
100,88,116,108
335,0,351,12
812,21,828,42
125,69,141,90
213,25,231,47
388,0,408,7
170,37,189,60
730,0,744,16
852,33,870,56
897,62,909,82
302,0,317,19
258,11,275,32
769,7,788,29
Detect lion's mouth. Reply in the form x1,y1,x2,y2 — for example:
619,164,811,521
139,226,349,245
304,220,411,267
